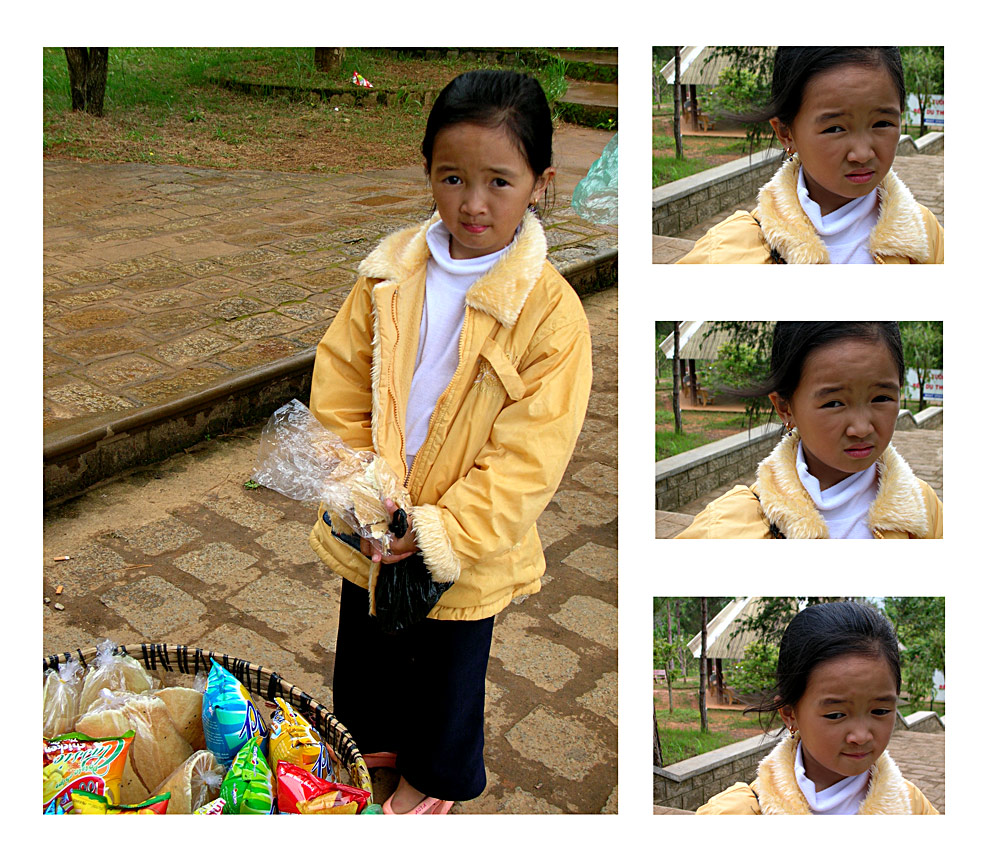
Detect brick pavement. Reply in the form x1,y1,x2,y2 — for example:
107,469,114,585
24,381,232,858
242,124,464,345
888,730,946,813
42,286,618,815
43,127,616,452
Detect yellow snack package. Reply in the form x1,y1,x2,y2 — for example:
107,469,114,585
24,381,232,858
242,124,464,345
268,697,334,781
43,730,134,813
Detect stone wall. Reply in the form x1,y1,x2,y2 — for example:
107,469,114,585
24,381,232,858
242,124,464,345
652,149,783,237
894,406,943,431
653,730,780,811
895,132,944,156
655,423,782,512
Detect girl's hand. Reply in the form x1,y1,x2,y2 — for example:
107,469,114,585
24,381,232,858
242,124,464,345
360,498,418,564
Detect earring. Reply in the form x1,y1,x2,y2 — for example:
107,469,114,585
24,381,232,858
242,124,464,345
784,420,795,434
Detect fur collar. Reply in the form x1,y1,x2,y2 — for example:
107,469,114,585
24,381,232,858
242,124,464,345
358,211,548,329
756,156,932,264
755,431,930,538
755,734,912,814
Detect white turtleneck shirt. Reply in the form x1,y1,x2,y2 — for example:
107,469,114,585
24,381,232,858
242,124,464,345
797,166,880,264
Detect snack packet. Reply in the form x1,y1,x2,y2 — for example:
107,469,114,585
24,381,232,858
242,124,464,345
221,737,275,814
253,399,411,553
75,689,150,804
269,697,334,782
154,750,224,814
275,761,370,814
43,730,134,813
70,790,171,814
194,797,226,815
78,640,154,712
202,660,268,768
43,658,84,738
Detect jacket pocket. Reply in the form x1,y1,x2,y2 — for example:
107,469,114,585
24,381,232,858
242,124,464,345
478,337,525,400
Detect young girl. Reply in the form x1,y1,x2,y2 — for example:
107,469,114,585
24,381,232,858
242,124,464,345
306,70,593,814
698,601,939,814
677,47,944,264
675,322,943,538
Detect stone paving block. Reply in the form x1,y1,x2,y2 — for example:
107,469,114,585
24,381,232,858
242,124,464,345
550,595,617,649
125,366,226,403
254,521,320,565
100,574,208,637
246,282,314,305
549,489,617,527
46,381,135,416
46,541,130,596
571,460,617,495
47,330,148,362
492,613,581,692
209,296,269,321
535,509,579,550
214,337,304,371
213,311,302,342
137,308,214,337
561,543,617,584
117,515,203,557
576,671,617,724
154,331,239,367
505,705,612,782
228,571,335,634
204,494,285,531
173,541,259,587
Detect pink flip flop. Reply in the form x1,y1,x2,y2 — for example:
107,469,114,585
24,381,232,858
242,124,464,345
363,751,397,769
382,792,454,815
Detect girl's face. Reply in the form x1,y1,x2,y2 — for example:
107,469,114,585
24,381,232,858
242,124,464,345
770,63,901,215
427,122,554,260
770,337,900,490
780,653,898,792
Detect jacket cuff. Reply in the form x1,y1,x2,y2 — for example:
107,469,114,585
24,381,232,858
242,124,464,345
410,504,461,584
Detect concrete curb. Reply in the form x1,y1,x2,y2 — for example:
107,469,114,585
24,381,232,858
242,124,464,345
44,252,617,504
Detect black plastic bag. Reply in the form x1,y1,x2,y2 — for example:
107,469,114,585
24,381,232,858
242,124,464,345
374,555,453,634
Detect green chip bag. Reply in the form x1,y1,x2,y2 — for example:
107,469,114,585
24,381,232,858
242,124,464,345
221,737,275,814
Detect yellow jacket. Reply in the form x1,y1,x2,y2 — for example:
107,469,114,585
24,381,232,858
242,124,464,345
307,212,592,620
675,431,943,539
677,155,944,264
697,733,939,814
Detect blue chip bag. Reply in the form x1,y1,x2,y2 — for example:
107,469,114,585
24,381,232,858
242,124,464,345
202,660,268,768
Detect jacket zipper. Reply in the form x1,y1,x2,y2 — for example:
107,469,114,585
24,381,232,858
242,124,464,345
388,287,409,481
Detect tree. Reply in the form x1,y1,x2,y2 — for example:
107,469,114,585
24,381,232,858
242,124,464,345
900,47,944,139
900,321,943,412
698,597,709,733
726,639,779,700
64,48,109,117
884,597,945,711
672,321,683,434
704,47,776,154
701,321,773,427
652,57,664,109
673,48,684,160
315,48,346,72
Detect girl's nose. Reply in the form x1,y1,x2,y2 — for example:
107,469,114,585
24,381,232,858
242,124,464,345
847,135,875,164
460,187,487,215
846,410,875,438
845,723,872,745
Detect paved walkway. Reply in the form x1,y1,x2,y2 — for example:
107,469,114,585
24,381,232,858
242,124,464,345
889,730,946,813
42,286,618,815
43,126,616,447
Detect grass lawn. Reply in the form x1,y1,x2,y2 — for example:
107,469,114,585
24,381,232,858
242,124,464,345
43,48,568,173
655,686,766,766
654,388,746,460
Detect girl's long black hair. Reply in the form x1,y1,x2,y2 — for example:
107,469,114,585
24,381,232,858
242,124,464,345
746,600,902,733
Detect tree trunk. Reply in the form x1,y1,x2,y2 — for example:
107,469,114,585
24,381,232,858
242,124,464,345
690,84,699,130
672,321,683,434
64,48,109,116
315,48,346,72
699,597,709,733
666,601,674,713
654,710,664,767
672,47,684,160
690,359,699,406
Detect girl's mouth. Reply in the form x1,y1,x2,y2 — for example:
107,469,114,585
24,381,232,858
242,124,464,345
844,444,874,459
845,170,875,184
842,750,871,761
461,223,488,234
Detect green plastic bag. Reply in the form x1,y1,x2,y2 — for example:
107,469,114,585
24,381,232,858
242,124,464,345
571,133,617,225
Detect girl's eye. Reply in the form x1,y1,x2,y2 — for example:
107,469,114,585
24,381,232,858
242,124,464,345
821,400,844,408
823,712,846,720
874,120,897,128
822,125,845,134
492,178,510,187
441,175,461,185
872,708,893,716
873,394,897,403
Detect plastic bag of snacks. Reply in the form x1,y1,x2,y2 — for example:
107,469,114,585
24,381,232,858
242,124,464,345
275,761,370,814
221,737,275,814
75,689,151,805
194,797,226,815
253,399,411,554
153,750,224,814
70,790,171,814
202,660,268,767
43,658,84,738
78,640,155,712
156,685,207,751
43,730,135,813
269,697,334,782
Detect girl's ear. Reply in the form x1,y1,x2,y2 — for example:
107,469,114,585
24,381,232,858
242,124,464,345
768,392,793,428
778,703,797,733
532,167,556,204
769,117,793,152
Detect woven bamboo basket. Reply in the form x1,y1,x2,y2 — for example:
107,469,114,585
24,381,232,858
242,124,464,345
43,642,372,798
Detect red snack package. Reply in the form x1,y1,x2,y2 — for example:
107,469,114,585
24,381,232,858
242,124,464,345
275,761,370,814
